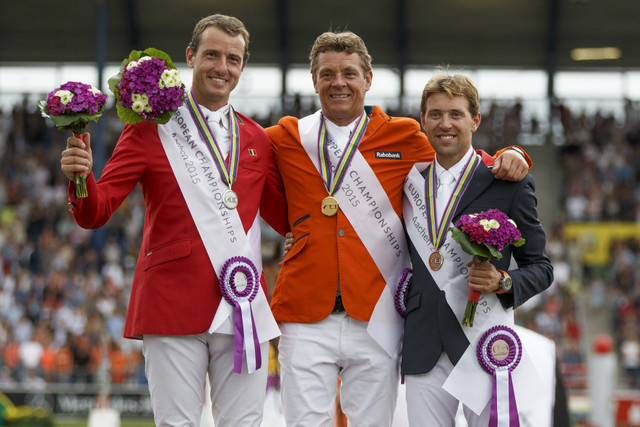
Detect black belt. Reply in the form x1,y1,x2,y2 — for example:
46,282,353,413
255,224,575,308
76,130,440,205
332,295,345,313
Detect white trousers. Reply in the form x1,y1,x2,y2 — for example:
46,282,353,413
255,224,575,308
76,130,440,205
142,333,268,427
405,352,490,427
278,313,400,427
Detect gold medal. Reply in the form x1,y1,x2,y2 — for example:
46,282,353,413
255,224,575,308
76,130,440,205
321,196,339,216
428,251,444,271
223,189,238,210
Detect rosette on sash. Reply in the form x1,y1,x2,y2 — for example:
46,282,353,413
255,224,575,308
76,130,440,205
394,268,413,317
219,256,261,374
477,325,522,427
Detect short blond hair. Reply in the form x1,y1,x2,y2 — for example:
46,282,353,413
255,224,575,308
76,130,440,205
421,73,480,117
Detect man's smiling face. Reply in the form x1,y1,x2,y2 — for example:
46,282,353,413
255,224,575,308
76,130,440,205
186,25,246,110
421,92,481,169
312,51,372,126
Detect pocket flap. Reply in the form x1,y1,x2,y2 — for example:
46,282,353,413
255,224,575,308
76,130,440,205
279,233,309,265
143,239,192,270
405,292,421,315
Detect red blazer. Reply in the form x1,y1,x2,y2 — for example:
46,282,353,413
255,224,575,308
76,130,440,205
68,112,288,338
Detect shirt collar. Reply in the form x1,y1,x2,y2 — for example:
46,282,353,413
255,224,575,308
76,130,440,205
200,104,230,128
434,146,475,182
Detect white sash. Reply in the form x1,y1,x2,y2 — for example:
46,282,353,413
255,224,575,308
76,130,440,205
158,106,280,348
403,164,545,417
298,111,409,356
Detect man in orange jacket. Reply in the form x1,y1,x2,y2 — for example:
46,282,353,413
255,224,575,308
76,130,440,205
267,31,530,426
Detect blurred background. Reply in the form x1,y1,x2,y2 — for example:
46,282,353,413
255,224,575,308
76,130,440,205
2,0,640,425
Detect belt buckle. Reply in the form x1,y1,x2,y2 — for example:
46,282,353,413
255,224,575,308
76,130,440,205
332,295,345,313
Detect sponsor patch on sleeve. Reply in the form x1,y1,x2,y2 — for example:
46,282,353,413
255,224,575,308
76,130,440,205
375,151,402,160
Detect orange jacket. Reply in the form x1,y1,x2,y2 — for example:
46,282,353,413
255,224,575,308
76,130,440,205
268,106,434,323
268,106,528,324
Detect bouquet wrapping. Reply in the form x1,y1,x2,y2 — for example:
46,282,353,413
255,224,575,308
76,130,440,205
38,81,107,198
450,209,525,327
108,48,185,124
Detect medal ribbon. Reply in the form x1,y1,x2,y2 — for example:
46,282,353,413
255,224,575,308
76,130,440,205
317,112,369,195
186,90,240,189
425,154,480,250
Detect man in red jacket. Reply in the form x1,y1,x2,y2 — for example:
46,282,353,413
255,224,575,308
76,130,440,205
268,31,530,426
61,14,287,426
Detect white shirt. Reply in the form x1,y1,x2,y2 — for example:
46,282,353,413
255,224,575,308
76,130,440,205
200,104,231,158
324,116,358,180
434,146,475,226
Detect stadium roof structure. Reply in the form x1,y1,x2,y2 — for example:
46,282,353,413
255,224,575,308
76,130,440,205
4,0,638,73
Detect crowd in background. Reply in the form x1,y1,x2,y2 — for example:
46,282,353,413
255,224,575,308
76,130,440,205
1,93,640,394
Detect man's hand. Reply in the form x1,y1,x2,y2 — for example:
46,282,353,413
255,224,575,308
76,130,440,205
467,259,501,294
283,232,294,256
61,133,93,182
492,149,528,181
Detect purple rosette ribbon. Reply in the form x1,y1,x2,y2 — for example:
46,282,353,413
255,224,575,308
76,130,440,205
218,256,261,374
394,268,413,317
477,325,522,427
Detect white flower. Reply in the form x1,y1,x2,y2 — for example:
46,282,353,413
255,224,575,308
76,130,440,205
131,93,149,103
170,69,181,83
159,69,181,88
126,60,139,71
479,219,500,231
508,219,517,228
89,87,102,96
55,90,74,105
131,93,151,114
132,101,146,113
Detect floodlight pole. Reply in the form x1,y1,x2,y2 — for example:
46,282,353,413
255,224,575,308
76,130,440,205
277,0,290,115
545,0,560,145
395,0,408,114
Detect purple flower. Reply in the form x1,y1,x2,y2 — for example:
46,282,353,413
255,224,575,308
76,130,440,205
115,55,185,122
44,81,107,118
454,209,523,254
39,81,107,135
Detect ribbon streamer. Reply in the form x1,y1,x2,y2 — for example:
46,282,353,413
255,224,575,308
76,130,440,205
219,256,262,374
317,112,369,196
185,90,240,190
394,268,413,317
477,325,522,427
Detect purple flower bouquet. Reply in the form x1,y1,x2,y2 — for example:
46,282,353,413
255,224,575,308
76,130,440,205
450,209,525,327
38,81,107,198
108,48,185,124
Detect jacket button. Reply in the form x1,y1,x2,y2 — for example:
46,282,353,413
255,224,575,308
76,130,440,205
338,229,345,236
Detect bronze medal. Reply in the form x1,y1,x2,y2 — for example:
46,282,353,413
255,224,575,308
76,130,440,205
321,196,339,216
223,189,239,210
428,251,444,271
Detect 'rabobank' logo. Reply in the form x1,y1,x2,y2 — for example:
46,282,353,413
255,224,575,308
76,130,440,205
375,151,402,159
